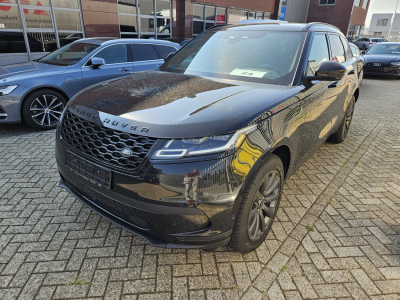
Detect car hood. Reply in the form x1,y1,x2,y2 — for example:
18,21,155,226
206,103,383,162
364,54,400,64
67,71,302,139
0,61,71,83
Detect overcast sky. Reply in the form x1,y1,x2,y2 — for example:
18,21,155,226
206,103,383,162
365,0,400,28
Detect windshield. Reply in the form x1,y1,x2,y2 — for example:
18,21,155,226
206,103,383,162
38,42,99,66
159,30,306,85
367,44,400,55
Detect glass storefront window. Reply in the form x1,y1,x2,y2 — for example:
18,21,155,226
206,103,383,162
140,34,155,39
21,0,50,7
193,20,204,35
240,11,248,21
138,0,153,15
156,0,169,17
58,32,82,47
52,0,79,9
24,9,53,29
216,7,225,24
27,32,57,52
0,6,22,29
256,12,264,19
119,14,137,33
248,11,255,19
156,18,170,33
0,0,17,3
205,6,214,21
118,0,137,14
54,10,81,31
193,4,203,20
140,17,154,32
0,31,27,53
121,33,138,38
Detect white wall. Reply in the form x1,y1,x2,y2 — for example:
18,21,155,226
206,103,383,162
369,13,400,34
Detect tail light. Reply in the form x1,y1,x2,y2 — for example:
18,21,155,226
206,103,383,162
369,43,374,45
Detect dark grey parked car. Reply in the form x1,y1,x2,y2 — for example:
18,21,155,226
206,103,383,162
0,38,179,130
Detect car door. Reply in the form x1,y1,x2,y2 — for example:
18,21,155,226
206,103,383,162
298,33,338,160
81,43,134,88
350,44,363,73
329,34,357,131
130,43,163,72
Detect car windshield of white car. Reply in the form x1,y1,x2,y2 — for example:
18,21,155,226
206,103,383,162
160,30,306,86
38,43,99,66
367,44,400,55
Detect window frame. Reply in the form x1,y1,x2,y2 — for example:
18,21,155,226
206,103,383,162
328,33,347,64
130,42,160,62
377,19,388,26
306,33,331,76
319,0,336,5
83,43,131,67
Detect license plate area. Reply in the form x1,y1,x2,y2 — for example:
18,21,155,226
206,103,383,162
66,151,111,189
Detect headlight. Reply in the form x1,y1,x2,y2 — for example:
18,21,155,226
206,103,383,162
153,124,257,159
391,62,400,66
0,85,18,96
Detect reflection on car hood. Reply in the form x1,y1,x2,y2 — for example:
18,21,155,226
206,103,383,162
68,71,302,138
364,54,400,64
0,61,71,82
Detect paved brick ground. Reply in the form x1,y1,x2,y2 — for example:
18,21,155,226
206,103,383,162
1,77,400,300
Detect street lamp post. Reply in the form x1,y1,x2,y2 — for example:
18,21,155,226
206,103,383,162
388,0,400,41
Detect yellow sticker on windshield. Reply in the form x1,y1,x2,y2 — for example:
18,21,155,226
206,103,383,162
230,69,267,78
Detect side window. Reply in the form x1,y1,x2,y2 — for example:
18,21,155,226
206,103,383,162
92,44,128,65
153,44,177,59
350,45,359,56
340,36,352,60
131,44,158,61
307,34,330,75
329,34,346,63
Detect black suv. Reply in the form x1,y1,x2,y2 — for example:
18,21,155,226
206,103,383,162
56,22,359,253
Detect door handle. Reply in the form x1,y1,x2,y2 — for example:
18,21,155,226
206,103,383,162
348,70,355,75
120,68,131,72
328,82,338,88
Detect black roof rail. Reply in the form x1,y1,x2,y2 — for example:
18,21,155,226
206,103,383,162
303,22,341,32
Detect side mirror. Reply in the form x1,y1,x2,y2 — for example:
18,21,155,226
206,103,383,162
164,52,175,62
305,61,346,82
91,57,105,69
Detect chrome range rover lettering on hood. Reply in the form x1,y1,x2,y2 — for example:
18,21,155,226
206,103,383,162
65,71,302,139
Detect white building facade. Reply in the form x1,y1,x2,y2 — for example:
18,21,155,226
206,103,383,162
368,13,400,41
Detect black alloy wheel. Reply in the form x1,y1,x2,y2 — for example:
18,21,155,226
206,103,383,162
362,44,367,50
327,95,355,144
248,170,280,241
22,89,67,130
342,99,354,139
229,154,284,253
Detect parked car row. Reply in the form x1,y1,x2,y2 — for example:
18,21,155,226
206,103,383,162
0,38,179,129
2,20,399,253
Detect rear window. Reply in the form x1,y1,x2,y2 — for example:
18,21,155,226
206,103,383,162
131,44,158,61
372,39,379,42
153,44,177,59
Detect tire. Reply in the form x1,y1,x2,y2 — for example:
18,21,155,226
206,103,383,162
327,96,355,144
362,44,367,50
229,154,284,253
22,89,67,130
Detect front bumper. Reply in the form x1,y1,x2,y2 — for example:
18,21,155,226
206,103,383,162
364,65,400,78
0,86,27,124
56,138,243,249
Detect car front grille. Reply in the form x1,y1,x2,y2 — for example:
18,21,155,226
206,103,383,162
61,110,157,170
